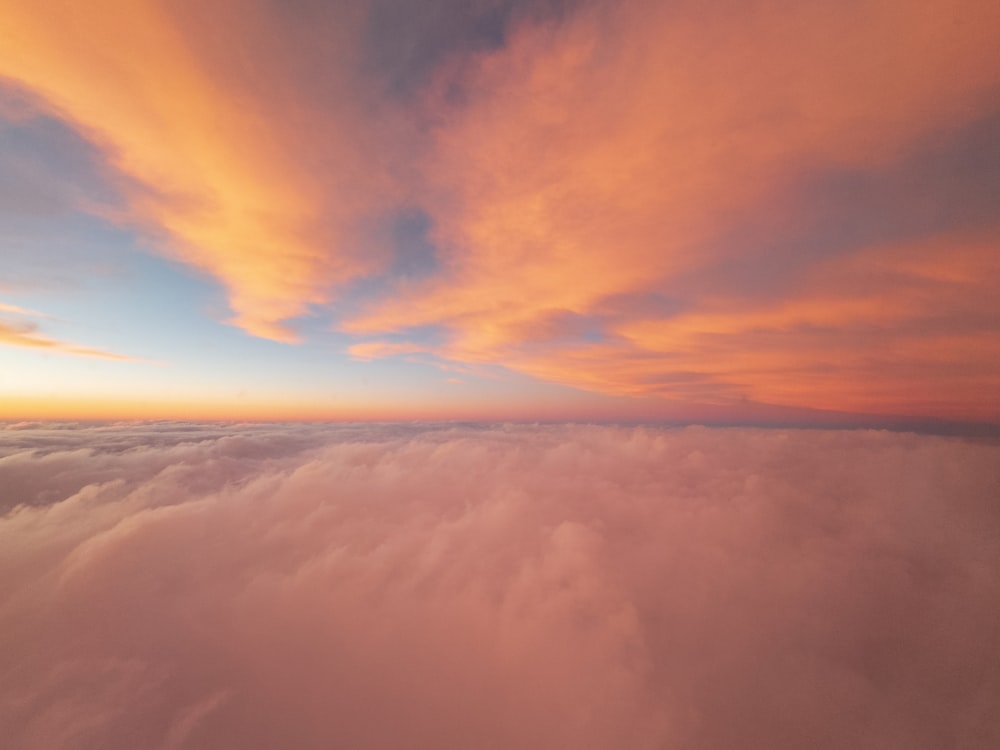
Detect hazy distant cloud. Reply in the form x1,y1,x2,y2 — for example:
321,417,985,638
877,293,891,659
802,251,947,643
0,421,349,513
2,422,998,748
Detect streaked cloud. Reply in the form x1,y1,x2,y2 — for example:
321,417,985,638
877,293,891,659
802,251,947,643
0,0,997,422
0,307,135,360
0,0,399,342
0,302,51,318
345,0,1000,421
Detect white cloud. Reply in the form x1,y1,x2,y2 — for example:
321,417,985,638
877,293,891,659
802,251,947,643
1,423,998,749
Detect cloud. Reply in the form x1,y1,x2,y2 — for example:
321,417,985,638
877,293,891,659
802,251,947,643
0,303,51,318
0,0,401,342
613,232,1000,419
2,0,998,421
345,0,1000,421
0,309,136,361
348,340,430,361
2,422,998,748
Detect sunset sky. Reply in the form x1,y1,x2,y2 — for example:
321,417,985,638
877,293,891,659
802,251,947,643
1,0,998,425
4,4,1000,746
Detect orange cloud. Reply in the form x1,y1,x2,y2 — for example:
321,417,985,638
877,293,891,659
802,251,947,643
0,302,52,319
3,0,996,422
615,233,1000,417
345,0,1000,421
0,317,135,361
0,0,397,341
447,232,998,420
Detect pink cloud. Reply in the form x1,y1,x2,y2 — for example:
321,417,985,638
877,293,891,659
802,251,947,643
345,0,1000,421
2,423,998,748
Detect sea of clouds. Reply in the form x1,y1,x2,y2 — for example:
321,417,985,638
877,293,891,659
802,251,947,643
1,421,998,749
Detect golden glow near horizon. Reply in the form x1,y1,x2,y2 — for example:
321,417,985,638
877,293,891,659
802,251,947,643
1,0,998,424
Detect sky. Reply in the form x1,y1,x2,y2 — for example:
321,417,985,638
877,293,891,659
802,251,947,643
4,6,1000,742
1,0,999,425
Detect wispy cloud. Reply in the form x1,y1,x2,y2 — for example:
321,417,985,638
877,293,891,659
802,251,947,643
0,0,401,342
0,307,135,360
1,0,997,421
344,0,1000,421
348,340,429,361
0,302,52,319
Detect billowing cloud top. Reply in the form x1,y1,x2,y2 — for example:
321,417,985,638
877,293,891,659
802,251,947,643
2,422,999,748
1,0,999,422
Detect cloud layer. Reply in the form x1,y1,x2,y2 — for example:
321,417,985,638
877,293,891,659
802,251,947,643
2,422,999,749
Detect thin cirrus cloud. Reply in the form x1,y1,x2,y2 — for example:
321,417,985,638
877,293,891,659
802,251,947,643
345,0,1000,420
0,0,399,342
1,422,999,748
0,307,135,361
